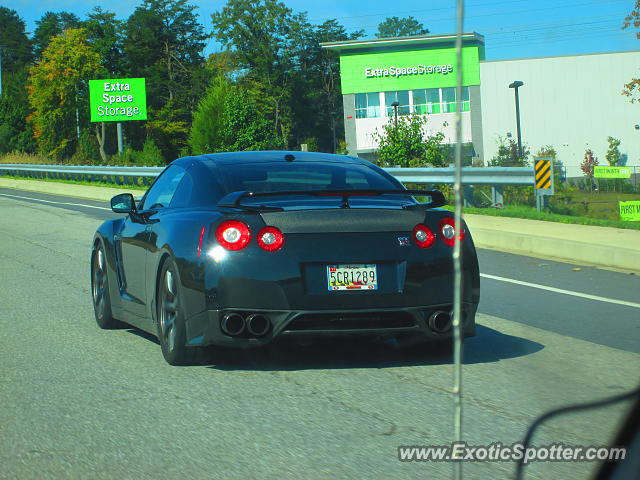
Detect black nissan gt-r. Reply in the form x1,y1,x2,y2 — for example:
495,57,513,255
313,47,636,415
91,151,480,365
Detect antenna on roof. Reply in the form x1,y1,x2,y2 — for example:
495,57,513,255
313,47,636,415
284,154,295,162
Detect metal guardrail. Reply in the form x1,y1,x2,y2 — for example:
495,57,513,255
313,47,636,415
0,164,163,176
0,164,164,186
384,166,534,185
0,163,535,187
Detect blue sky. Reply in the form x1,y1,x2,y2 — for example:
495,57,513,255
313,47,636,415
3,0,638,60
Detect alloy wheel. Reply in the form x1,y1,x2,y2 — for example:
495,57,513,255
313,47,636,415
92,248,107,319
159,268,178,352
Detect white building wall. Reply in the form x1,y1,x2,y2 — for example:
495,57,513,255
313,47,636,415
355,112,472,151
480,51,640,177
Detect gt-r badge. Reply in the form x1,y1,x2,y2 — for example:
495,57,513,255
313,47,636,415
397,236,411,246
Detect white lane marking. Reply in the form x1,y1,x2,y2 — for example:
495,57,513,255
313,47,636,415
481,273,640,309
0,192,110,211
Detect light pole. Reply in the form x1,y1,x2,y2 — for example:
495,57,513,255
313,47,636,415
508,81,524,159
391,100,399,128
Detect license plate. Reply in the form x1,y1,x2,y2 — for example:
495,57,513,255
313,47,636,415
327,264,378,291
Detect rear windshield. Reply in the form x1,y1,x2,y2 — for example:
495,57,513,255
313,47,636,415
216,161,401,193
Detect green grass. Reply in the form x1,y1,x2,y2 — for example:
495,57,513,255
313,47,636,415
0,174,148,190
567,191,639,220
447,204,640,230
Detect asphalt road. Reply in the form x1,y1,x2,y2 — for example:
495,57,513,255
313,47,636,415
1,189,639,480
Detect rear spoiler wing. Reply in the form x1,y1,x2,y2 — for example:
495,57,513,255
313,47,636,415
217,189,446,210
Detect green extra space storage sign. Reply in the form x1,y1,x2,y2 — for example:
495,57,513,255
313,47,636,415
338,46,482,94
89,78,147,122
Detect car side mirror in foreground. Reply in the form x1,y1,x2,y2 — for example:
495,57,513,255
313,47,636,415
111,193,137,214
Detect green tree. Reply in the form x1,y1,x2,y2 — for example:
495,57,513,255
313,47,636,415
123,0,206,106
220,91,285,151
211,1,363,152
32,11,81,59
27,28,103,160
211,0,298,141
83,7,125,162
373,114,446,168
189,80,285,153
84,7,123,75
580,149,598,191
0,8,34,154
488,135,530,166
375,16,429,38
0,69,35,153
288,19,363,152
188,76,232,154
145,100,190,160
122,0,207,158
605,136,621,166
0,7,33,72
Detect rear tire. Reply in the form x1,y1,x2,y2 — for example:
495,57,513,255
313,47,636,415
91,242,123,329
156,258,199,366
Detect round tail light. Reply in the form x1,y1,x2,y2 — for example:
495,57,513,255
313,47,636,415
216,220,251,251
439,217,464,247
412,224,435,248
257,226,284,251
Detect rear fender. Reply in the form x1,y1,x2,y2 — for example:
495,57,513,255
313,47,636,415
146,212,222,324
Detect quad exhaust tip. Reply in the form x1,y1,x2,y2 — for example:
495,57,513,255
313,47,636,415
246,314,271,337
221,312,272,337
428,310,453,333
221,312,245,336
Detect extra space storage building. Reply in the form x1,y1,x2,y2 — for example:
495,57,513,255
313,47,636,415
321,33,640,177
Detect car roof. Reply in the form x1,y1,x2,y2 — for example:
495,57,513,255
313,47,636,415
171,151,366,168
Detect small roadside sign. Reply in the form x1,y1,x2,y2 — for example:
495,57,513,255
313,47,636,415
594,166,631,179
534,157,553,196
619,201,640,221
89,78,147,122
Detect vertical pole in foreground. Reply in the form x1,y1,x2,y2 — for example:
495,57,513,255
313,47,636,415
452,2,465,480
0,46,3,96
117,122,123,154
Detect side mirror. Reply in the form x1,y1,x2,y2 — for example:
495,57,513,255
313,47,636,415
111,193,136,214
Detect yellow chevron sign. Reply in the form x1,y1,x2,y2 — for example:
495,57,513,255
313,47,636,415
535,159,552,189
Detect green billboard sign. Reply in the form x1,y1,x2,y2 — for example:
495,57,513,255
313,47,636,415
594,166,631,178
338,46,481,94
89,78,147,122
619,201,640,221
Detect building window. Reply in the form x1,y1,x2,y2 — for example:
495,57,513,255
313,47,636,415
413,88,441,114
442,87,456,113
355,92,381,118
356,87,470,119
384,90,410,116
441,86,470,113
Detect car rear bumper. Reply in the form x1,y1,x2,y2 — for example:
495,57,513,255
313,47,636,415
184,303,477,348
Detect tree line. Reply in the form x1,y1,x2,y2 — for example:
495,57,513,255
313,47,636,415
0,0,429,165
